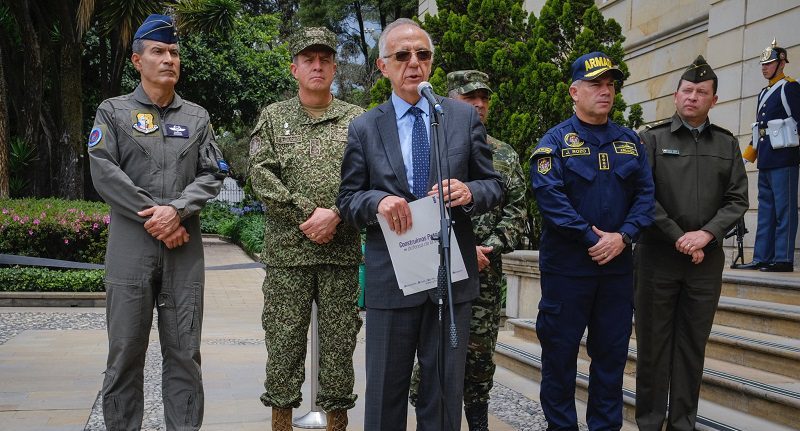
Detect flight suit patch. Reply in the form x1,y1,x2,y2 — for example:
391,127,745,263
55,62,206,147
132,113,158,134
562,147,591,157
613,141,638,156
599,152,610,170
564,132,584,147
532,146,553,156
88,127,103,148
165,124,189,138
537,157,552,174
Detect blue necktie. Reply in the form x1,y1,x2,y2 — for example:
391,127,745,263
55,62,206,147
408,106,430,198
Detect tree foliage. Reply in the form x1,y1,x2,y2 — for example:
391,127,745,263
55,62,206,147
417,0,643,246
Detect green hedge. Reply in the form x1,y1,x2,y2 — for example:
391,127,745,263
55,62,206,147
0,267,105,292
0,198,109,263
200,200,265,256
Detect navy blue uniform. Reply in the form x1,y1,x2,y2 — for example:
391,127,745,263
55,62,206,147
530,115,654,430
752,76,800,266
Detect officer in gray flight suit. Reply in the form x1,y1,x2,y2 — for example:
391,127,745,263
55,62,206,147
87,14,225,431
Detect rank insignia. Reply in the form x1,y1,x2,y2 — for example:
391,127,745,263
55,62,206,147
309,138,321,157
564,132,584,148
599,152,610,170
88,127,102,148
537,157,552,174
133,113,158,134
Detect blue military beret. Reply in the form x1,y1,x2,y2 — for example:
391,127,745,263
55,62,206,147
134,14,179,44
570,51,624,83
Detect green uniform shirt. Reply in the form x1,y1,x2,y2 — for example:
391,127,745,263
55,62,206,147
249,96,364,267
638,113,749,245
472,135,528,261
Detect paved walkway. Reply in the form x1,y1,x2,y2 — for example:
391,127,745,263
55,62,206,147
0,237,555,430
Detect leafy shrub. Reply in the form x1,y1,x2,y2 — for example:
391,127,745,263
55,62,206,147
0,267,105,292
0,198,110,263
200,198,265,256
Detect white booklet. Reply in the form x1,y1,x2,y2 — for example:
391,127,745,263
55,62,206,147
377,195,468,296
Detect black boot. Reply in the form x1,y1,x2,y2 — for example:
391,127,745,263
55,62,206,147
465,403,489,431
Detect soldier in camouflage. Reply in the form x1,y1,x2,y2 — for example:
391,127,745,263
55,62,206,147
247,27,364,431
409,70,528,431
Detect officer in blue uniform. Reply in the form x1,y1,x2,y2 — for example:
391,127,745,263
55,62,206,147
737,39,800,272
530,51,655,430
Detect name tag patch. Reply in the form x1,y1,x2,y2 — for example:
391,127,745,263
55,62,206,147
613,141,638,156
279,135,301,145
662,149,680,155
562,147,591,157
166,124,190,138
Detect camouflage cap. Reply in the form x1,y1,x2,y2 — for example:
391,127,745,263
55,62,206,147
289,27,337,57
680,55,717,83
447,70,493,94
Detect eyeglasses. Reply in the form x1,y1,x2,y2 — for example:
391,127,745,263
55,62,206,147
382,49,433,62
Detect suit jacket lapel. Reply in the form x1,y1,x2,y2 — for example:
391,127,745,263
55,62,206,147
377,101,412,197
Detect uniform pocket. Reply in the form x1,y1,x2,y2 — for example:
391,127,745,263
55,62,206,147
105,280,146,339
535,298,562,345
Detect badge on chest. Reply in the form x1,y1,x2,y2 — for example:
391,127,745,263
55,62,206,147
133,113,159,134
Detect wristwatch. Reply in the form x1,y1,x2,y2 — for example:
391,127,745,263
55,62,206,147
620,232,632,246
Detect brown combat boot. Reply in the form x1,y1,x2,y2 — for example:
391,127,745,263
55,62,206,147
326,409,348,431
271,407,293,431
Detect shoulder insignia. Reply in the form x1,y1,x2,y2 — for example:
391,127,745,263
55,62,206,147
532,146,553,156
537,156,552,174
88,127,103,148
785,76,796,83
644,119,670,130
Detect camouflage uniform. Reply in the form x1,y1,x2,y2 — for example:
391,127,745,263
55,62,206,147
249,92,365,411
409,134,527,407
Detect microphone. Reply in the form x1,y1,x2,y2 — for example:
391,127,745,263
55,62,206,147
417,81,444,114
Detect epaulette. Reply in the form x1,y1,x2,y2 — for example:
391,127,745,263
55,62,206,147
644,119,670,130
786,76,796,83
710,123,735,137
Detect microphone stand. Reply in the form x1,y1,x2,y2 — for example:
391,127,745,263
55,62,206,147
428,100,459,431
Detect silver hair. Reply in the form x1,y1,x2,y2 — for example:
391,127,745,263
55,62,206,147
378,18,434,59
132,38,179,55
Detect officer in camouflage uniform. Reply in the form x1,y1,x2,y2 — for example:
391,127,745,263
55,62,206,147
88,15,226,431
409,70,528,431
248,27,364,431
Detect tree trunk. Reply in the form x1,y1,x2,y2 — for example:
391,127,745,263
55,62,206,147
353,1,369,62
56,0,84,199
0,42,9,198
7,0,44,197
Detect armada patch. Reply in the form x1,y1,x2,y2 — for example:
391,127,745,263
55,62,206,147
564,132,584,148
166,124,189,138
599,152,610,170
133,113,159,134
532,146,553,156
562,147,591,157
662,148,680,155
537,156,552,174
613,141,638,156
88,127,102,148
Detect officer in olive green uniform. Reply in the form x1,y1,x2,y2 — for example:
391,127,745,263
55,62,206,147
248,27,364,431
409,70,527,431
635,56,748,431
88,15,225,431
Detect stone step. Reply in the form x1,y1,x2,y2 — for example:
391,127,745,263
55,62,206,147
515,319,800,380
503,319,800,429
721,270,800,306
715,297,800,338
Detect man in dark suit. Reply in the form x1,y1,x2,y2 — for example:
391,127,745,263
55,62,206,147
337,18,503,431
